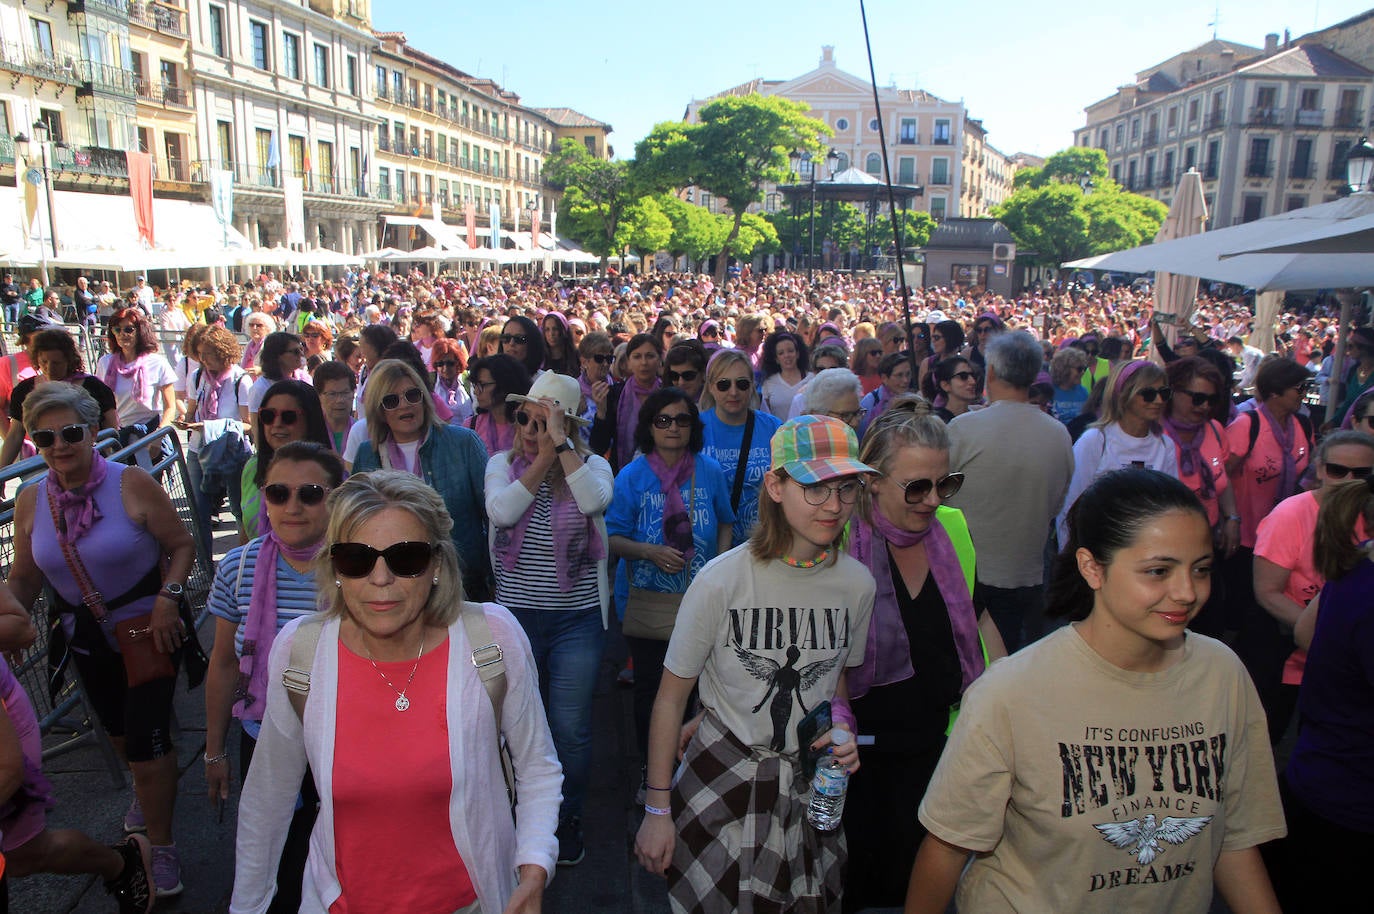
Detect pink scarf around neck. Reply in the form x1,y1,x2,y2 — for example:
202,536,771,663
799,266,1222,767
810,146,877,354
103,352,149,404
234,532,321,721
48,452,109,543
493,449,605,591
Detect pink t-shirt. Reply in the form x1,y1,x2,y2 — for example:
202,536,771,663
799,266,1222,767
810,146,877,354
1169,419,1231,527
1254,491,1367,685
331,636,476,914
1225,412,1311,549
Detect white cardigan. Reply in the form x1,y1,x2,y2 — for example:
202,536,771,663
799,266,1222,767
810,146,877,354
484,450,614,628
231,611,563,914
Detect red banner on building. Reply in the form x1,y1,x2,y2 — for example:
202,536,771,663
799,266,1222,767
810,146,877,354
126,151,155,246
464,200,477,249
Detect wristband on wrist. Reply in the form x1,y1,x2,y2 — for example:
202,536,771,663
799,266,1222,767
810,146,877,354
644,784,672,793
1225,515,1241,522
204,751,229,765
644,804,671,816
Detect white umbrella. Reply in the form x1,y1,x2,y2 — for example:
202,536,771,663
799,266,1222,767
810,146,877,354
1221,216,1374,256
1065,193,1374,291
1151,170,1208,357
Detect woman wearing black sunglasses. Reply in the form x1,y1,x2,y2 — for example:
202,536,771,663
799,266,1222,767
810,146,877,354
205,442,343,913
932,356,979,424
499,315,546,380
699,349,782,547
1056,360,1180,546
841,397,1004,912
240,380,332,537
352,360,493,600
232,471,562,914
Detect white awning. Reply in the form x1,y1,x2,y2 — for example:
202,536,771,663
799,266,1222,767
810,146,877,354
381,216,470,250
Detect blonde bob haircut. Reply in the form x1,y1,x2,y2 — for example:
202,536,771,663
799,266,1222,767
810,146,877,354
856,394,948,525
315,469,465,627
363,359,438,457
698,348,760,413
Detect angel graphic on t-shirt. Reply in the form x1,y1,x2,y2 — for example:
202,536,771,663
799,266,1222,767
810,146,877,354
734,644,840,751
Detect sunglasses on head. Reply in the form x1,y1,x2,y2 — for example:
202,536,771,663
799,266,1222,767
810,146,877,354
263,483,329,506
330,541,435,578
652,413,694,429
259,408,299,426
666,369,699,384
381,387,424,410
715,378,752,392
893,472,965,504
31,423,89,449
1136,386,1172,403
500,334,528,346
1324,462,1374,480
1181,390,1220,408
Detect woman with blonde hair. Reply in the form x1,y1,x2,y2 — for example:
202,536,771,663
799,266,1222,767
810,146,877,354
475,324,504,360
352,360,492,599
232,470,562,914
853,336,884,395
485,372,613,866
1056,359,1179,543
699,348,782,546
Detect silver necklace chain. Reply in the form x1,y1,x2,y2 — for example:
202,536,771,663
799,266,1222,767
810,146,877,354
363,632,425,712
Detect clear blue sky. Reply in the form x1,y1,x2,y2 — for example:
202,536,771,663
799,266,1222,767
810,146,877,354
376,1,1373,159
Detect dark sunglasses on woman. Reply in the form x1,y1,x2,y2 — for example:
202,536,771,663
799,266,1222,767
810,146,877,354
666,370,699,384
31,423,89,448
589,353,614,365
895,472,965,503
715,378,752,393
1181,390,1221,408
652,413,694,429
259,408,299,426
1137,387,1172,403
500,334,528,346
1324,462,1374,480
330,541,435,578
263,483,329,506
381,387,424,410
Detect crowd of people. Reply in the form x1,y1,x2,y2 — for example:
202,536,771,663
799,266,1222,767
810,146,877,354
0,262,1369,914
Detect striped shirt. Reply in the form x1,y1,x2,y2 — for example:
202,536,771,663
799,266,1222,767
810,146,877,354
208,538,321,658
493,481,600,612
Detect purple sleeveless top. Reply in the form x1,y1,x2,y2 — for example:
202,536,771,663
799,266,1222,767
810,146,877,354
0,662,54,850
32,461,161,636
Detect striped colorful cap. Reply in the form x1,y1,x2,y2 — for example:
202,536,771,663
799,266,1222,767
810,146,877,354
771,415,877,485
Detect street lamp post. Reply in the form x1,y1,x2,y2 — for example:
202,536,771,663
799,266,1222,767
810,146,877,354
1346,136,1374,194
790,148,839,284
14,123,61,286
1327,136,1374,424
526,197,538,274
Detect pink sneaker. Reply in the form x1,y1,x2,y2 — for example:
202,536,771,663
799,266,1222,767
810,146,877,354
151,844,183,897
122,797,145,834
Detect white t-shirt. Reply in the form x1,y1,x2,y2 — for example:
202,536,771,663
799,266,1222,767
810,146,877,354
96,353,177,426
760,371,812,418
343,418,369,465
1058,424,1179,543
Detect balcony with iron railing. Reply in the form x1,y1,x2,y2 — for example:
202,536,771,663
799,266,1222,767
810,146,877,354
1204,111,1225,130
898,133,919,145
67,0,133,18
1335,107,1363,128
1290,159,1316,179
1143,128,1159,146
127,2,189,38
377,134,391,152
1295,108,1324,128
932,133,952,146
376,85,389,101
1245,159,1274,178
928,171,951,186
1248,107,1282,126
76,58,137,97
133,76,191,109
0,40,82,85
190,160,379,199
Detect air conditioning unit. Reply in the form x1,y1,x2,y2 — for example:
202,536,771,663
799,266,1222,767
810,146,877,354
993,243,1016,261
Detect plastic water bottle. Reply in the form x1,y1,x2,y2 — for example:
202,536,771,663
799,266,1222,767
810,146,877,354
806,730,850,831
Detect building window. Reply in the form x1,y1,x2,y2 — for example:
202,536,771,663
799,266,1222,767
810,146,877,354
313,44,329,87
317,141,334,190
282,33,300,80
1286,195,1306,212
375,65,387,98
930,158,950,185
1187,98,1199,124
1115,124,1125,147
868,117,880,132
897,158,915,184
393,70,404,101
1330,139,1354,179
1166,107,1178,131
1184,145,1197,170
208,6,227,57
864,152,882,175
899,118,916,143
1246,138,1271,177
255,128,275,184
835,152,849,172
930,197,947,220
216,120,234,169
346,56,358,96
933,119,951,144
378,166,391,197
30,19,54,57
250,21,269,70
1241,195,1264,223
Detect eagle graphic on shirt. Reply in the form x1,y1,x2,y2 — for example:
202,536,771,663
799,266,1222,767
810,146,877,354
735,644,841,751
1094,814,1213,865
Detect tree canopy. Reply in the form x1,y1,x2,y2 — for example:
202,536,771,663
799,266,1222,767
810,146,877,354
544,138,636,271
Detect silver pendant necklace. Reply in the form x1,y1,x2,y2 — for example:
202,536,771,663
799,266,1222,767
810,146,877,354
364,632,425,712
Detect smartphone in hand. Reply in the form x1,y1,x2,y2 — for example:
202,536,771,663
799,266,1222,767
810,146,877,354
796,700,832,782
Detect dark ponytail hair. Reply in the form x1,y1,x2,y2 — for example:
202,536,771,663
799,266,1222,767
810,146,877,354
1047,469,1209,621
1314,477,1374,582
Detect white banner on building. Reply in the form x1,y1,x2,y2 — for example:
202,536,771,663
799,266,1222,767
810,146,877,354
489,201,501,249
430,198,441,224
549,204,557,247
210,169,234,227
283,176,306,246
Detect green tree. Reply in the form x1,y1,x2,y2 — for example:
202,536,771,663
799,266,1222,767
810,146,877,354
660,195,726,267
723,212,779,258
636,94,831,283
544,138,635,272
620,196,673,272
873,209,937,251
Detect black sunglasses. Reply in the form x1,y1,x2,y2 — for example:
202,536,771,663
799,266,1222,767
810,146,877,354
949,371,978,383
514,410,545,427
111,325,137,335
31,423,89,448
652,413,694,429
894,472,965,504
589,353,614,365
715,378,752,392
330,541,435,578
1137,386,1172,403
666,370,699,384
1181,390,1220,408
381,387,424,410
434,360,458,368
1324,462,1374,480
263,483,329,506
500,334,528,346
259,408,300,426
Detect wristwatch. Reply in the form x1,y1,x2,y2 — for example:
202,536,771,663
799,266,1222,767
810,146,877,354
554,440,573,454
159,582,185,599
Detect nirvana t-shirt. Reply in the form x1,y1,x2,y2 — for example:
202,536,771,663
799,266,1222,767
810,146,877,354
700,408,783,545
664,545,874,755
918,626,1285,914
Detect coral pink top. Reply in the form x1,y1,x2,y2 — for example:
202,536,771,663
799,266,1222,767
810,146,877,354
331,636,476,913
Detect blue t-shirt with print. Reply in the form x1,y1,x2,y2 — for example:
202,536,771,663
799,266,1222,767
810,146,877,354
606,453,735,593
1052,385,1089,424
700,408,782,545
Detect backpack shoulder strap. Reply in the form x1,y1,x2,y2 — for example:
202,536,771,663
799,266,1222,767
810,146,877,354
460,601,507,722
1244,410,1260,459
282,616,326,721
1296,411,1314,449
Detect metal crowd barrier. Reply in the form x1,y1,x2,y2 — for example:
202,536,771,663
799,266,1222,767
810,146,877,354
2,425,216,783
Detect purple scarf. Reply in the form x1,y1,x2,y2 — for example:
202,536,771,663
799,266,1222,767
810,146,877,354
48,452,109,543
435,376,464,411
103,352,149,404
1260,402,1299,502
1161,416,1217,501
647,451,695,562
241,338,263,370
578,372,596,414
493,450,606,591
615,376,660,469
471,412,514,455
383,433,424,476
198,367,235,420
846,505,984,699
234,532,321,721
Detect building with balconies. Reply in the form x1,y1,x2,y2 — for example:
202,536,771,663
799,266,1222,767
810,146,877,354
186,0,390,253
128,0,199,186
535,107,612,161
1076,28,1374,226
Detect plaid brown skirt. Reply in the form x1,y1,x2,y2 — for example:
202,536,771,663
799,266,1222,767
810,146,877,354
668,712,845,914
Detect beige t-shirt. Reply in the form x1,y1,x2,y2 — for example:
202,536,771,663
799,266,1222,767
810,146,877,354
664,544,875,754
917,626,1285,913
